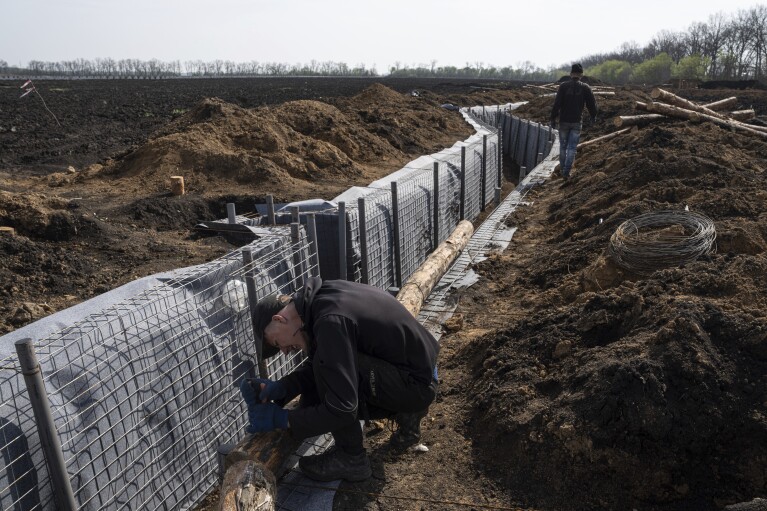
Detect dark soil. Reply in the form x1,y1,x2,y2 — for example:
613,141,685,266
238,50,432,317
2,77,766,511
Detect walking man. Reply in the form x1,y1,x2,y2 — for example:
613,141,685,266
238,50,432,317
239,277,439,482
550,63,598,179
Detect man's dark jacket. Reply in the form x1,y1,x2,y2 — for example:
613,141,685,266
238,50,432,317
551,79,598,124
280,277,439,439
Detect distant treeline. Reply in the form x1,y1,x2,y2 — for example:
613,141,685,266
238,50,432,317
2,5,765,84
579,5,767,84
0,59,379,79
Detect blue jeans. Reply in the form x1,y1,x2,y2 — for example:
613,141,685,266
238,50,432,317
558,122,582,176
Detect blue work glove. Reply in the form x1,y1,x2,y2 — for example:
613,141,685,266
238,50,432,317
240,378,261,408
251,378,287,403
245,402,289,434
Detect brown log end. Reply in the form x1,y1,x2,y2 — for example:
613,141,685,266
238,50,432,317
219,460,276,511
170,175,185,196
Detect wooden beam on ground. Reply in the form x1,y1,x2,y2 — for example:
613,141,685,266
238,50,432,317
614,114,666,128
578,128,631,149
396,220,474,317
729,109,756,121
651,88,727,119
635,101,650,112
702,97,738,111
645,101,767,139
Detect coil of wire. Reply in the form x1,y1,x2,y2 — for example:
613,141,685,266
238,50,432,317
608,210,717,275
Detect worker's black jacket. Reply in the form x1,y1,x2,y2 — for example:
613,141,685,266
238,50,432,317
281,277,439,440
551,79,598,124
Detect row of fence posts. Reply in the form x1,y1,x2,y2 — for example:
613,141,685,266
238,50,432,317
13,127,503,511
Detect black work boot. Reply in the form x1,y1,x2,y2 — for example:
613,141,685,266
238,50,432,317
298,446,372,482
389,409,428,450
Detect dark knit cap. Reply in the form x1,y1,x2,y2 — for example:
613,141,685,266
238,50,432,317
571,63,584,74
253,294,290,360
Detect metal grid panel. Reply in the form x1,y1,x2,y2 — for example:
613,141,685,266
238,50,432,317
0,230,314,511
434,153,463,245
394,166,436,283
463,139,484,221
484,138,498,208
515,119,529,168
356,188,396,290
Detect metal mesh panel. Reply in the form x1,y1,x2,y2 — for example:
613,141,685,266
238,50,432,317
356,188,396,290
434,154,463,245
394,167,436,283
484,139,498,208
464,139,484,221
0,230,314,511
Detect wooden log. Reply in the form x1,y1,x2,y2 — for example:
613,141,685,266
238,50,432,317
577,128,631,149
219,460,276,511
0,227,15,237
728,109,756,121
593,91,616,96
650,88,727,119
396,220,474,317
170,175,185,196
613,114,665,128
702,97,738,111
644,101,702,122
635,101,650,112
646,101,767,139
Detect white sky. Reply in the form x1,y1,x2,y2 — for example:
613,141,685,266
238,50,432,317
1,0,764,73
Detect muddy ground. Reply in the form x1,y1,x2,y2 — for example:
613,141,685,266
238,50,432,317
2,77,767,510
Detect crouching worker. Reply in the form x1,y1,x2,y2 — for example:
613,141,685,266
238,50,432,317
239,276,439,482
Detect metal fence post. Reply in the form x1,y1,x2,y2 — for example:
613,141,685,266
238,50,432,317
306,213,321,278
459,146,466,221
338,201,347,281
15,339,78,511
290,206,299,225
433,161,440,250
266,195,275,225
495,186,502,206
291,222,304,288
520,165,527,182
391,182,402,288
358,197,369,285
227,203,236,224
241,250,267,378
481,134,487,209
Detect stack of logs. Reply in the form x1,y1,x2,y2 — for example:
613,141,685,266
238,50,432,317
615,88,767,140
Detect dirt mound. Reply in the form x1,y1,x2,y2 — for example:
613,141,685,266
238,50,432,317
86,84,473,197
453,94,767,510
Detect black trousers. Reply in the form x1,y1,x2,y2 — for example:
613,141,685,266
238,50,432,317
300,352,437,454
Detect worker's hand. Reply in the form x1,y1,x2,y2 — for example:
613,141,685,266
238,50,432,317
251,378,287,403
245,403,289,434
239,378,261,409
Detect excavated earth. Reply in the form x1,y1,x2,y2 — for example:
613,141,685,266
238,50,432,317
2,77,767,511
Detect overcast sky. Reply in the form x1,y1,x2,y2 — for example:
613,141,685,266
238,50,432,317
2,0,764,72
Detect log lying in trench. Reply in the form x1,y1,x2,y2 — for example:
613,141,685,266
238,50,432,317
577,128,631,149
614,114,666,128
397,220,474,317
644,101,767,139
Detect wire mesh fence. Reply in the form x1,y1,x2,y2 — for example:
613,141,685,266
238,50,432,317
0,229,314,511
0,106,553,511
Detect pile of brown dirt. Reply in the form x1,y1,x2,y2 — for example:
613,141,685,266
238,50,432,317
443,91,767,510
